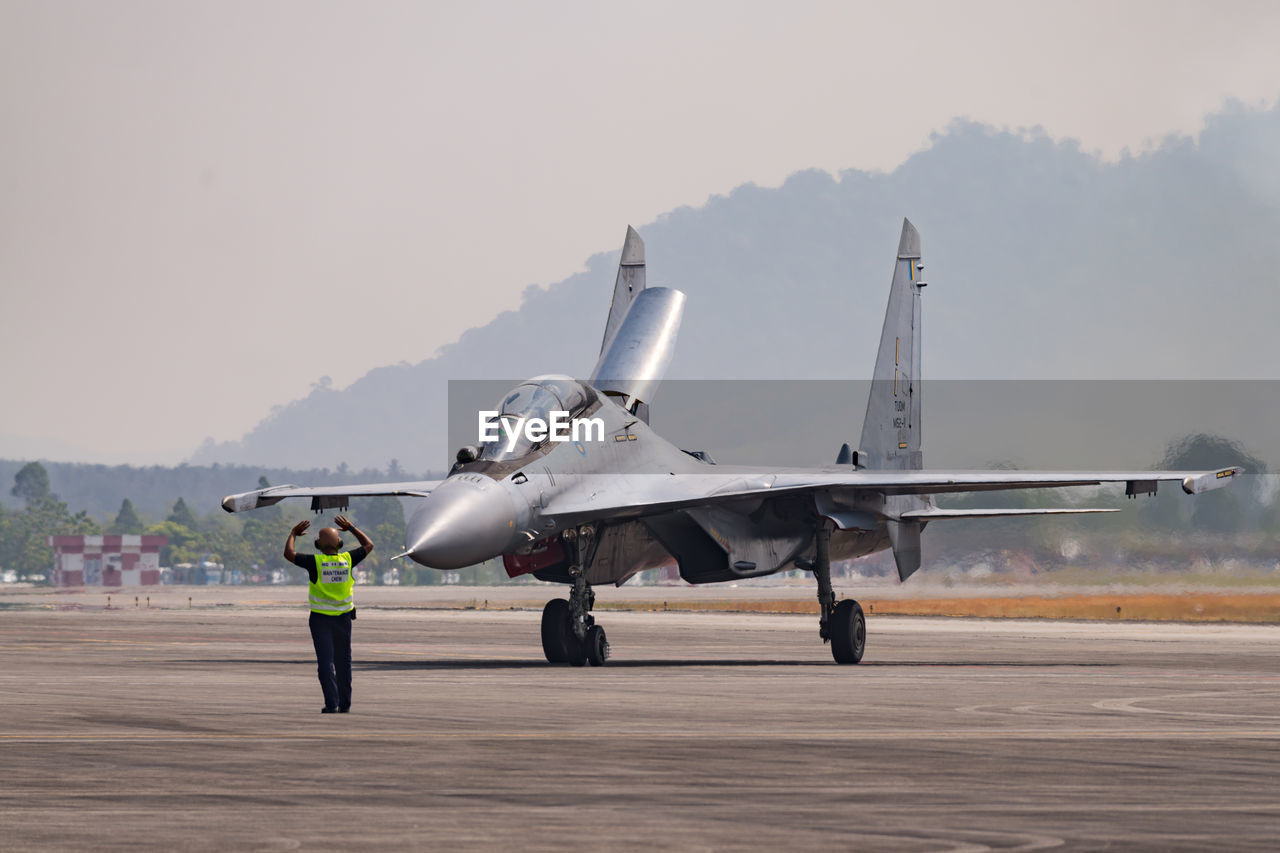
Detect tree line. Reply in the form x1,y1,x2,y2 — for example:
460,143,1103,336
0,458,444,520
0,461,506,585
2,434,1276,586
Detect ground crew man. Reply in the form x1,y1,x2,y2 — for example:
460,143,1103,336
284,515,374,713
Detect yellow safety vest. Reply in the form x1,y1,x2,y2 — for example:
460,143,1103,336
309,552,355,615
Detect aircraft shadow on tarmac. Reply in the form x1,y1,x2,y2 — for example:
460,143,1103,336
175,658,1117,670
354,659,1119,670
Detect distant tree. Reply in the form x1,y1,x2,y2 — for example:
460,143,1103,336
144,519,202,567
4,497,100,581
349,497,407,584
202,520,253,577
109,499,145,535
167,497,197,529
1160,433,1267,475
11,462,53,507
251,476,282,522
242,513,284,572
0,504,12,572
1154,433,1267,533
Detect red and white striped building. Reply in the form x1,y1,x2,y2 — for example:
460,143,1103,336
46,535,167,587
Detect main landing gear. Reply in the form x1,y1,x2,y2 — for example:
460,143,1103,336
812,522,866,664
540,526,610,667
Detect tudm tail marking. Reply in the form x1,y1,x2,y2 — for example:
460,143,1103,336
859,218,925,472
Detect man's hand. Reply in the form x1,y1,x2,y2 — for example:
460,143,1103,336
335,515,374,553
285,519,310,562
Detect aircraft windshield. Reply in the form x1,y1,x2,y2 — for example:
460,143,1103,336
479,375,590,462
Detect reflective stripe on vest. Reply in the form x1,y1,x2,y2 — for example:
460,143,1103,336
309,552,354,614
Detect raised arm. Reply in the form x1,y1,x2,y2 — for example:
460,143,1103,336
284,519,310,562
334,515,374,554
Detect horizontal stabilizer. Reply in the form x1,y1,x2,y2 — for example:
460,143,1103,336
901,507,1119,520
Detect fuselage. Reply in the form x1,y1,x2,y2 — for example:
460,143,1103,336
404,375,895,585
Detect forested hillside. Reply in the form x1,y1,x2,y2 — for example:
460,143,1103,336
194,104,1280,472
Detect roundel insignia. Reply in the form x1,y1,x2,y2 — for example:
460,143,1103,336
574,441,587,457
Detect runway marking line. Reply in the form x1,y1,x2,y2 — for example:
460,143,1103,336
4,729,1280,743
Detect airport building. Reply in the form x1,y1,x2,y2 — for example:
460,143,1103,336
46,535,168,587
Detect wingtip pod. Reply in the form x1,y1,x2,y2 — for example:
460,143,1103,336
620,225,645,267
1181,467,1244,495
220,487,290,513
897,218,921,259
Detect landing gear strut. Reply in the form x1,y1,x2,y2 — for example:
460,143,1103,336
812,521,865,664
539,526,610,667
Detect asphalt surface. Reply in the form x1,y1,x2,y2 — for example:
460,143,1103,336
2,602,1279,850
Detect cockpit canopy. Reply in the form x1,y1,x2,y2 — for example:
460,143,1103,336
479,375,592,462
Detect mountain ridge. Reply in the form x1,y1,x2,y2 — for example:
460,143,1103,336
194,104,1280,472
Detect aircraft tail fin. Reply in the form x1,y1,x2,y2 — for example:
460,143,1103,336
858,219,925,471
600,226,646,355
590,226,684,424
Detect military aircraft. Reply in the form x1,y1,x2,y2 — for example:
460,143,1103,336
224,220,1242,666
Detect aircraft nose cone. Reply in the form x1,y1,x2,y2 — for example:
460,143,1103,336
405,477,517,569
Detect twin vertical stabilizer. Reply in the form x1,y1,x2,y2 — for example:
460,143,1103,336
599,226,647,355
590,226,685,423
859,219,925,472
859,219,928,581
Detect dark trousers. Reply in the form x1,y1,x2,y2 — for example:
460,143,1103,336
309,611,353,709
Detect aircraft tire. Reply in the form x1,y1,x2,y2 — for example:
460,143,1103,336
541,599,570,663
585,624,609,667
564,630,587,666
830,599,866,664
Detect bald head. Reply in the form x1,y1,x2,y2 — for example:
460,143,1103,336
316,527,343,554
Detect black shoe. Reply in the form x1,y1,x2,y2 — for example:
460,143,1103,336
321,707,338,714
338,706,350,713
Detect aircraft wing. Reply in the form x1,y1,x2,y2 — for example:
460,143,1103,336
542,466,1244,526
221,480,442,514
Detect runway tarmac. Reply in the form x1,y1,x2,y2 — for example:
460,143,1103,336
2,604,1279,850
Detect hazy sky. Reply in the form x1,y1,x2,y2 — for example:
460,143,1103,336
3,0,1279,464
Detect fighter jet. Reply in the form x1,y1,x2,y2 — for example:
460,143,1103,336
223,220,1242,666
